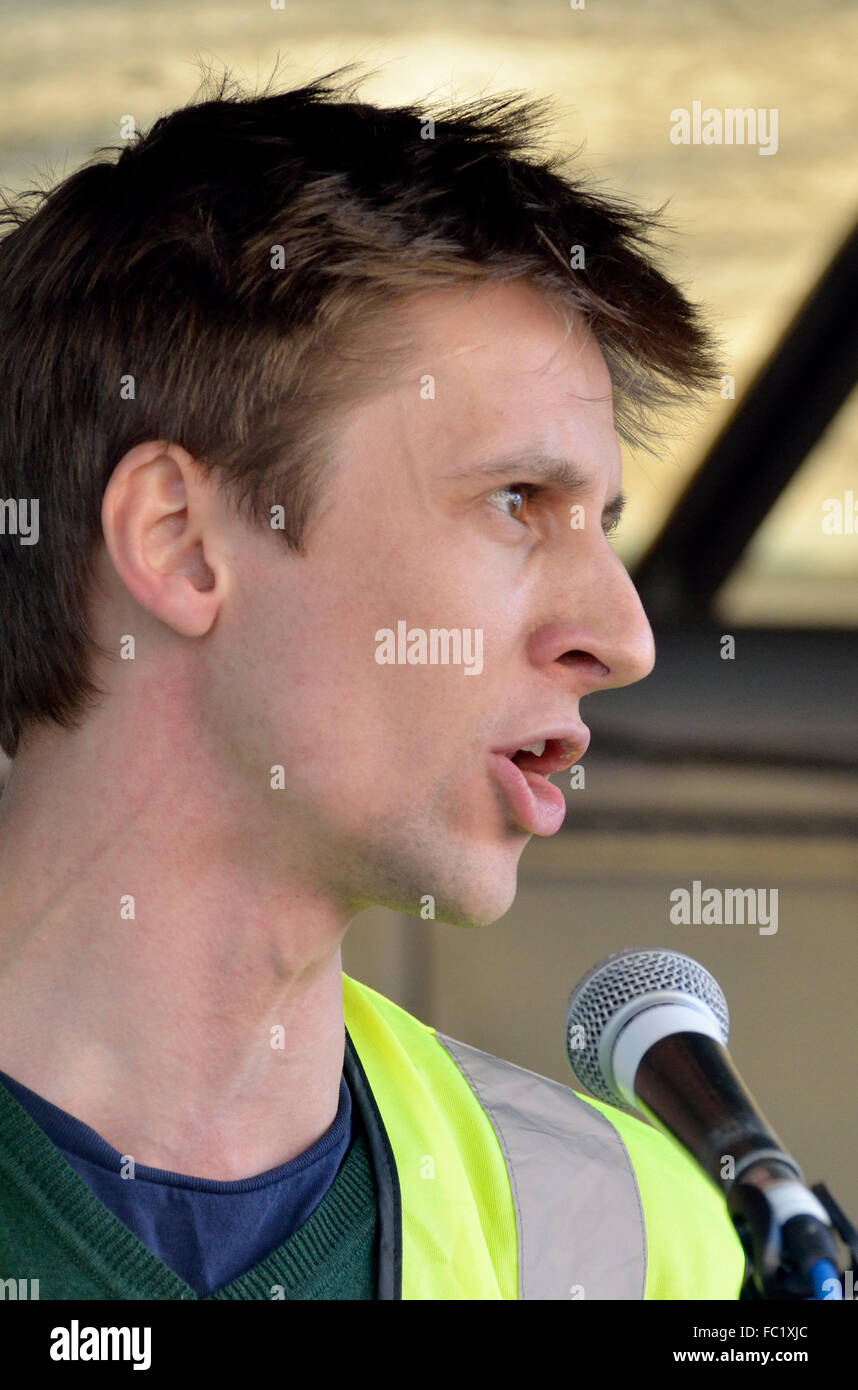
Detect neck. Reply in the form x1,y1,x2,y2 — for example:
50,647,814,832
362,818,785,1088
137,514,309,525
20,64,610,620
0,718,350,1181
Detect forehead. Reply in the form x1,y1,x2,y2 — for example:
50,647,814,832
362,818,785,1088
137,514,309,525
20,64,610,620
327,279,622,504
401,278,613,399
396,280,619,473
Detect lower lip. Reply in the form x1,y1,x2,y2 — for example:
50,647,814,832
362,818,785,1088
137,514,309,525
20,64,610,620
488,753,568,837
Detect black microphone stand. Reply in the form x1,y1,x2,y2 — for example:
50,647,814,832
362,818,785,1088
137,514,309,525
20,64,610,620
733,1171,858,1301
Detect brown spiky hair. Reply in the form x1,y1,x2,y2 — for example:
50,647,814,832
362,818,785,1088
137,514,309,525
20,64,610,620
0,62,720,760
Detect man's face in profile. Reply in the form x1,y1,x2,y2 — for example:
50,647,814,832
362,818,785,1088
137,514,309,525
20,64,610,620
204,280,655,927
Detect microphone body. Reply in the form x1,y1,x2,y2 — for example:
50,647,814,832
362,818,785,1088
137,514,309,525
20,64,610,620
565,947,845,1299
630,1029,801,1189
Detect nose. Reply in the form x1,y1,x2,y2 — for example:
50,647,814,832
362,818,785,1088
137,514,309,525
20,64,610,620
526,550,656,695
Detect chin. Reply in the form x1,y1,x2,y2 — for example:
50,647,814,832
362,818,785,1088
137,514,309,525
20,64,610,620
411,870,520,929
349,827,524,926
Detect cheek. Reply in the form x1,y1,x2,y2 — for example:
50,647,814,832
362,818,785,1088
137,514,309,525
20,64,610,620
214,522,518,796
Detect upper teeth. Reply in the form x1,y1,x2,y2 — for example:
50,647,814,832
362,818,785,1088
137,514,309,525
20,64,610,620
521,741,546,757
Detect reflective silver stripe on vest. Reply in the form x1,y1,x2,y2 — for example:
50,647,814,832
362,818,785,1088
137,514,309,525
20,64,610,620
435,1032,647,1300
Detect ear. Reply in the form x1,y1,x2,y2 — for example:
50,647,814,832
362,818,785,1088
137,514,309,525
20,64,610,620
100,441,227,638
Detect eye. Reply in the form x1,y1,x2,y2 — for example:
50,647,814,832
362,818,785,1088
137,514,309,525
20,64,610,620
487,483,540,523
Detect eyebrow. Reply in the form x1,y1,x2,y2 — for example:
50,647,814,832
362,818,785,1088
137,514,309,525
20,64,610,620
447,451,627,532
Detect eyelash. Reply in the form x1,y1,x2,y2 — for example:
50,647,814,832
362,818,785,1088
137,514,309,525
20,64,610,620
488,483,622,536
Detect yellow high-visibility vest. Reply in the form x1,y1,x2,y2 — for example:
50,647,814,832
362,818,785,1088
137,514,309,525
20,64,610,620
342,972,747,1299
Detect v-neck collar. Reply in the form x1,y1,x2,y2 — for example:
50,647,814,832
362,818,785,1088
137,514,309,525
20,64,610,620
0,1039,378,1300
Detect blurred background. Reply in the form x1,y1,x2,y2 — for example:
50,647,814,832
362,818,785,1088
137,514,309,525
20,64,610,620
1,1,856,1217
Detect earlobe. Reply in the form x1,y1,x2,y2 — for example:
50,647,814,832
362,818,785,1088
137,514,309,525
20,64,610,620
100,441,224,639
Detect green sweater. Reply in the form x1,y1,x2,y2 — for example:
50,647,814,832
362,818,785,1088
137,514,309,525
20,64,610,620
0,1083,378,1300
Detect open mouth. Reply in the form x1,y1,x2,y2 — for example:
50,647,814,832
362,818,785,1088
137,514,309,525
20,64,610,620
489,729,590,837
506,737,585,777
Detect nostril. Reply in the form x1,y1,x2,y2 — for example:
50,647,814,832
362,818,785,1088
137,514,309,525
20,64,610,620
559,650,610,677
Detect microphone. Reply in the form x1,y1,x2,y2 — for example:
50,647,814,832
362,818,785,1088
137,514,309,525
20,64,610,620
564,947,847,1300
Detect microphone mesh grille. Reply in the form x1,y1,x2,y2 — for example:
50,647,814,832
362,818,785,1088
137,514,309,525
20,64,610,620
565,947,729,1106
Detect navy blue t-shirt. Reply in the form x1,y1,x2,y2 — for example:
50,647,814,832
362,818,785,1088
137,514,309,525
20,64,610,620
0,1068,353,1297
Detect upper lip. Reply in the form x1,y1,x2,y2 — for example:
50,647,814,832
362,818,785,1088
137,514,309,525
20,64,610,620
493,725,591,772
